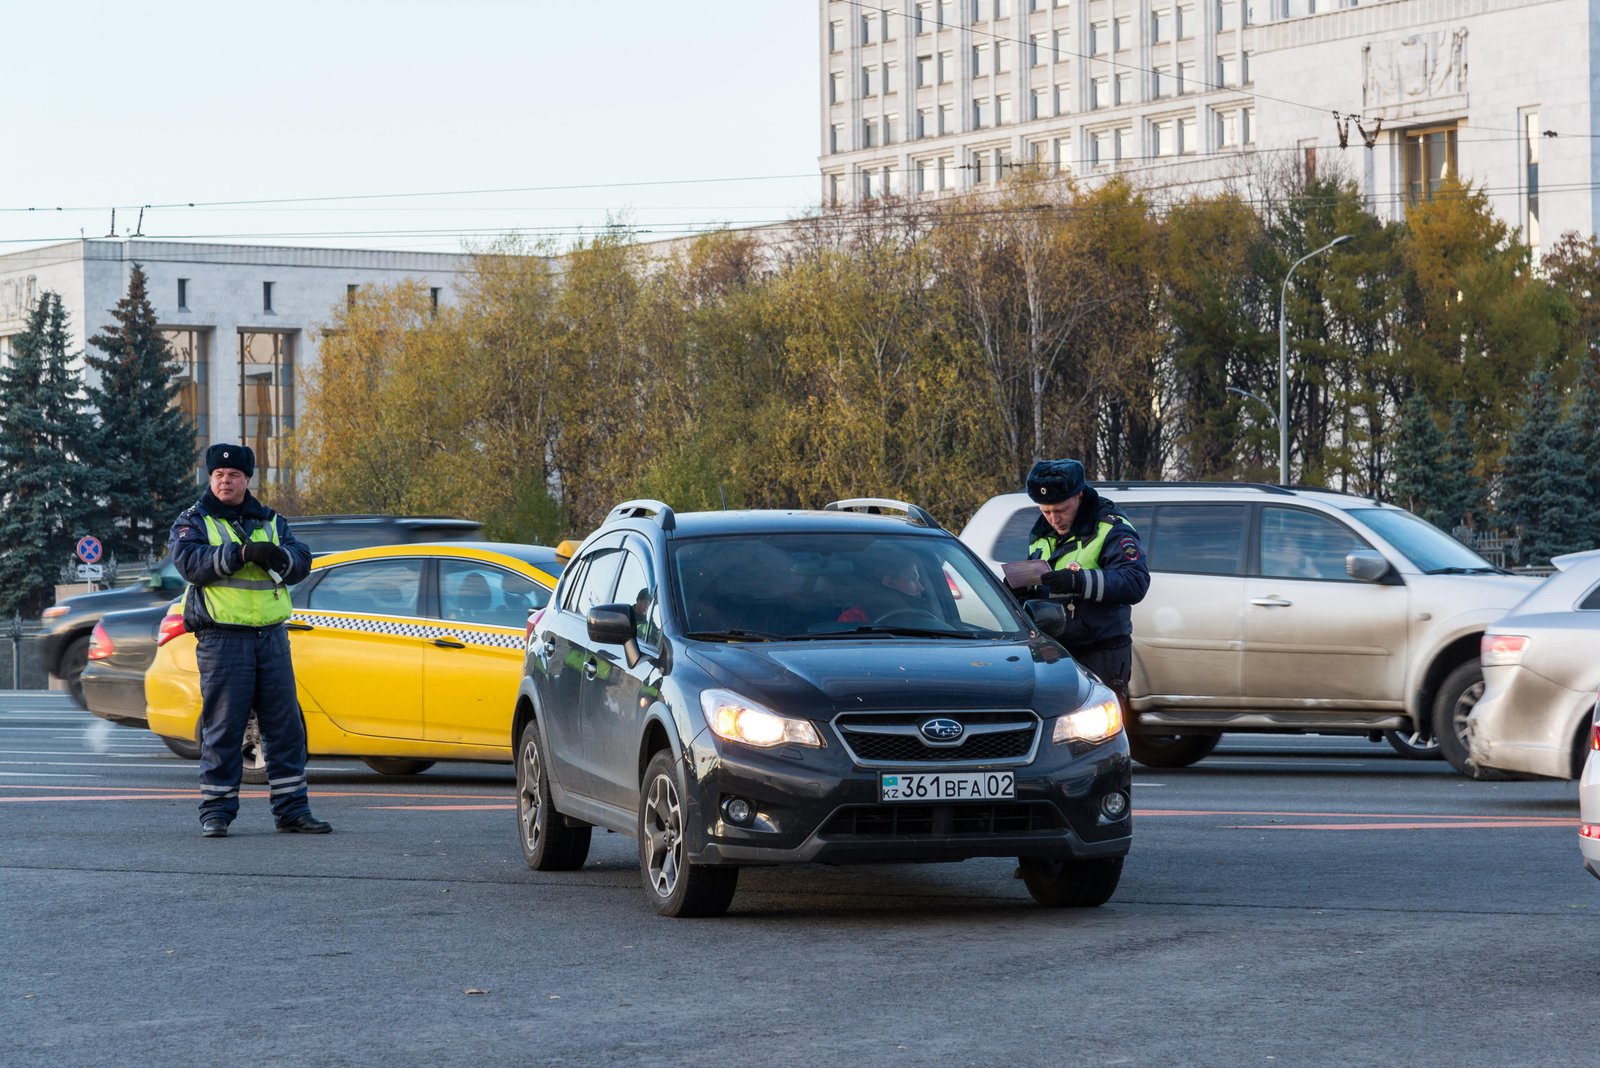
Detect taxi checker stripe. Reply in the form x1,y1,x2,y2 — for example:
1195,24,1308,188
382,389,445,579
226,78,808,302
291,612,524,650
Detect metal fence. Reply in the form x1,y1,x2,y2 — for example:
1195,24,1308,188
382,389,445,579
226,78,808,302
2,616,49,690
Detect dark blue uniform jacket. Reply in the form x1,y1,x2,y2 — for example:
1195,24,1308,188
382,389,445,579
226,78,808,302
169,491,312,632
1024,487,1151,651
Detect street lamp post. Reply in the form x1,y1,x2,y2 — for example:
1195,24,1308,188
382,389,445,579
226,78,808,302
1278,234,1352,486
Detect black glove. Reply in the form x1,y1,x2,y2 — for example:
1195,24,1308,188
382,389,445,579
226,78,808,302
242,542,290,573
1040,567,1085,597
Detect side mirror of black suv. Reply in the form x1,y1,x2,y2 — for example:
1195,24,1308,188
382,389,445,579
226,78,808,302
1024,599,1067,638
586,604,643,667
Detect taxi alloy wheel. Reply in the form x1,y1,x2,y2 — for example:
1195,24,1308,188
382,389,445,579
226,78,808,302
637,751,737,918
241,714,268,786
516,720,590,871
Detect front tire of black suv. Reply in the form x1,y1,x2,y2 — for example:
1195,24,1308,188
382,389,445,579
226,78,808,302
1018,855,1124,907
516,720,591,871
1127,729,1220,769
639,750,738,918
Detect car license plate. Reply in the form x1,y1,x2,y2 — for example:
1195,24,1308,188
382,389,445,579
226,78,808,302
879,771,1015,802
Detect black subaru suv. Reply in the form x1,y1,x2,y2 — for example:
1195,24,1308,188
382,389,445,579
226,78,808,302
513,498,1132,917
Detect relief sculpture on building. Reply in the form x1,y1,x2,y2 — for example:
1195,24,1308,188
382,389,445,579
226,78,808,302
0,273,39,329
1363,28,1467,111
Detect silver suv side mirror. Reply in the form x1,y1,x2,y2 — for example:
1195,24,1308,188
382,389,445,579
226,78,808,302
1346,549,1393,584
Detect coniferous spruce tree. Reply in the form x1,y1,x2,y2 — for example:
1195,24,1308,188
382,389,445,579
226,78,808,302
0,292,97,616
1437,400,1484,537
1499,370,1587,566
84,264,197,564
1386,392,1448,527
1563,358,1600,552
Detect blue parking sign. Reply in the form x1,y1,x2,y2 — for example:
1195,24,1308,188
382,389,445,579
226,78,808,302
75,536,102,564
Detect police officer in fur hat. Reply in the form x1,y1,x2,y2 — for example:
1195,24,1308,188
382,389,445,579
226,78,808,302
1008,459,1150,729
169,444,328,838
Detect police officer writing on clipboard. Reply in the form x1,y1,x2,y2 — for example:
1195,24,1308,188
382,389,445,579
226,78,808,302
170,443,329,838
1004,459,1150,727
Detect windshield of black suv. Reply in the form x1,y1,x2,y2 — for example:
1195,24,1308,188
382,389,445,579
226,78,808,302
669,533,1027,640
1345,507,1499,573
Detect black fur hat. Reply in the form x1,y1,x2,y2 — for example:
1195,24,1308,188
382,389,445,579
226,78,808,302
206,443,255,479
1025,459,1085,503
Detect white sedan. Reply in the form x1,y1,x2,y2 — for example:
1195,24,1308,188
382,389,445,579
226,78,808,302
1583,712,1600,881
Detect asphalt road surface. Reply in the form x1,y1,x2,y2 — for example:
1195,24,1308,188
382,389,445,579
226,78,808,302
2,693,1592,1066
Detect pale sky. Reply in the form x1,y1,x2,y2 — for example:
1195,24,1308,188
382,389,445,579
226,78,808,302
2,1,822,254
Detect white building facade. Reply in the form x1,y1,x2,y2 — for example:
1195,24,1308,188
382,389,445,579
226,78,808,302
821,0,1598,257
0,240,478,484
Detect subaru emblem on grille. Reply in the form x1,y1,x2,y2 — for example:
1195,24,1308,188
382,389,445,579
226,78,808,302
920,717,964,742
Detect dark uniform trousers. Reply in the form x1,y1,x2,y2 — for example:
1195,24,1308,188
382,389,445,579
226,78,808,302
196,625,311,824
1070,640,1133,720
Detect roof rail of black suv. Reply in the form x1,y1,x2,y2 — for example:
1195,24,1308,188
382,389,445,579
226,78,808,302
1094,480,1371,499
607,499,677,531
824,497,942,529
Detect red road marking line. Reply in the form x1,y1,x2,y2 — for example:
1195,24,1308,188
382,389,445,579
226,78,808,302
1229,820,1575,831
1137,808,1563,822
366,804,516,811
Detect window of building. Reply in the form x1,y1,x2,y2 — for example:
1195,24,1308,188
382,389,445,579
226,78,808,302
1217,106,1255,148
831,122,846,153
1219,53,1239,87
972,43,990,76
1242,50,1253,84
177,278,189,311
430,287,441,315
1091,75,1109,109
1526,111,1542,255
1179,115,1198,154
939,49,954,82
1114,15,1131,50
939,0,956,27
1115,126,1133,162
1115,71,1134,104
262,281,274,314
997,145,1012,176
1055,82,1072,114
863,65,880,96
995,94,1011,124
888,164,903,195
827,172,844,205
1178,59,1197,94
972,150,988,184
1405,125,1457,204
1153,119,1176,157
1178,2,1195,38
994,0,1009,15
917,53,934,86
863,119,880,148
1090,129,1111,166
939,155,956,190
1028,139,1051,168
862,12,880,45
940,101,956,133
1031,32,1051,66
831,70,846,103
1054,135,1071,168
1153,7,1173,42
829,19,845,52
884,60,899,93
1090,20,1108,54
346,284,358,309
973,96,993,127
238,330,294,485
1031,86,1051,119
886,113,900,144
884,7,898,40
1154,64,1173,98
916,1,934,34
163,328,210,465
915,156,934,192
996,40,1012,72
917,106,934,138
863,169,882,200
1218,0,1239,31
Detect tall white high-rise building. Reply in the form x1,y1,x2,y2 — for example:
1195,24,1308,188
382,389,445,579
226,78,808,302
820,0,1598,257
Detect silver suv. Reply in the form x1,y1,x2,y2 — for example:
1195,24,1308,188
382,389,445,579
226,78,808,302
960,482,1538,773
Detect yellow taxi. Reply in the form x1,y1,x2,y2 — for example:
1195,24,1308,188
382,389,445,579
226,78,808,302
145,541,566,779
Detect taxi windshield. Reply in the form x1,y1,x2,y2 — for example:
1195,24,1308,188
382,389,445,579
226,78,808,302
669,533,1026,641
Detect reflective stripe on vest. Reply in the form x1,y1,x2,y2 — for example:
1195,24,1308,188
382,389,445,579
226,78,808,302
1029,518,1119,573
182,514,290,627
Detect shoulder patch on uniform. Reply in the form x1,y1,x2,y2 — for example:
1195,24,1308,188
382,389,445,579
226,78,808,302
177,524,199,540
1118,536,1141,561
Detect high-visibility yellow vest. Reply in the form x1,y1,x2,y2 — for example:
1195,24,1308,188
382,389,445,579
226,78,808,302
181,514,290,627
1029,518,1119,573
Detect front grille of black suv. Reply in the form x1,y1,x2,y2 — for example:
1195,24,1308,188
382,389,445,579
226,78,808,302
821,803,1063,838
833,710,1040,767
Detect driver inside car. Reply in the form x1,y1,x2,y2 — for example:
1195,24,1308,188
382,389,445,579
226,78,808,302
837,551,927,623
